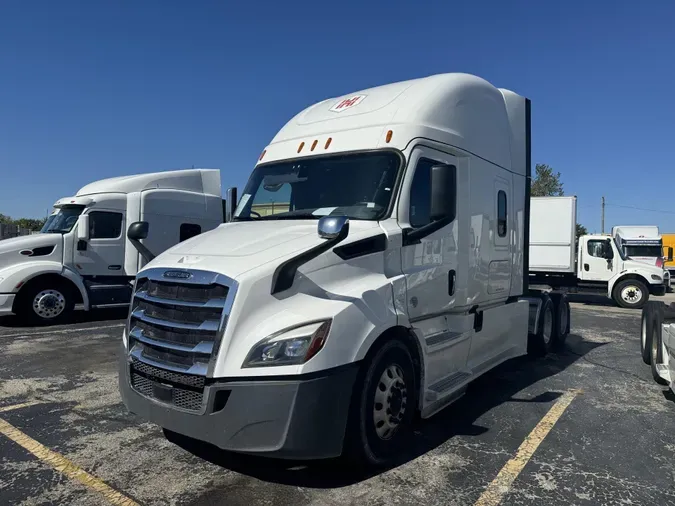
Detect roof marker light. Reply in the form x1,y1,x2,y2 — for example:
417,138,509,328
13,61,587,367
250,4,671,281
297,142,305,153
311,140,318,151
385,130,393,143
259,150,266,161
325,137,332,149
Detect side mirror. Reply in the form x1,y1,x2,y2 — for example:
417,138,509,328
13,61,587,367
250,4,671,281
127,221,149,240
225,187,238,223
603,239,614,260
77,214,90,241
668,247,673,262
430,164,457,222
318,215,349,240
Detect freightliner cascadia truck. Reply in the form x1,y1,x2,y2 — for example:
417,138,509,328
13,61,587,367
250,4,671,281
119,73,575,466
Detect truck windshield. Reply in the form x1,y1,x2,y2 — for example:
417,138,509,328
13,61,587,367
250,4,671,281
41,206,85,234
234,151,401,221
624,246,663,258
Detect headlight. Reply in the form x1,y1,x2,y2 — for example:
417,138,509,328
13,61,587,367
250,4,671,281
651,274,662,281
242,320,332,368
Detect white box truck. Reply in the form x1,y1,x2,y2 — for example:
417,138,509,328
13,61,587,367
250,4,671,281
529,197,668,308
0,168,225,324
118,73,574,466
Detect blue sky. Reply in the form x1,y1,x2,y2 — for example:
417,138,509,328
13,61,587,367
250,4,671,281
1,0,673,232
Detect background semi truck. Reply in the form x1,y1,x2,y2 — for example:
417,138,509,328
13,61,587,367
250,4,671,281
529,196,667,308
663,233,675,285
0,168,225,324
119,72,579,466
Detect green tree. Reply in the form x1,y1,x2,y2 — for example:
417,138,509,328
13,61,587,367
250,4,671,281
14,218,47,231
576,223,588,239
0,214,11,224
531,163,564,197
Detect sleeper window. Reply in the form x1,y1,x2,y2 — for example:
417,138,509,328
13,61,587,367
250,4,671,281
89,212,123,239
497,191,507,237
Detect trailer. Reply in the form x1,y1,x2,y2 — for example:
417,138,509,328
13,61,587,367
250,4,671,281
529,197,668,309
119,72,576,466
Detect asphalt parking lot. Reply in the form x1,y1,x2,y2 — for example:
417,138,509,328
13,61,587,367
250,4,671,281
2,295,675,506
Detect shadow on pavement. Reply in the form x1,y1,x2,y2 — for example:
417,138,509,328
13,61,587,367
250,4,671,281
168,334,605,488
0,307,128,328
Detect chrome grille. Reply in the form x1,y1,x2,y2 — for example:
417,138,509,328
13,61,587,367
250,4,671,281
127,268,237,380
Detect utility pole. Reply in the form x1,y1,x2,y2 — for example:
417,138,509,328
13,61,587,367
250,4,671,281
601,196,605,234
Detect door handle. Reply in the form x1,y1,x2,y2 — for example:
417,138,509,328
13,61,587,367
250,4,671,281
77,240,87,251
584,263,589,271
448,269,456,296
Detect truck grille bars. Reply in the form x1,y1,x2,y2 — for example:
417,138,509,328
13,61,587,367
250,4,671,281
125,268,237,412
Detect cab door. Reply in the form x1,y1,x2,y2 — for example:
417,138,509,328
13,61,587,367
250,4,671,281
579,238,615,282
400,146,472,402
74,210,127,277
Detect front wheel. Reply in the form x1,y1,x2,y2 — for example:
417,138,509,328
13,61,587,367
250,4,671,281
612,279,649,309
15,282,74,325
528,295,554,357
344,339,417,467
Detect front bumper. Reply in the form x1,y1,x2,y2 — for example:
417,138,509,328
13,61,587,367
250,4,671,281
0,294,16,316
118,345,359,459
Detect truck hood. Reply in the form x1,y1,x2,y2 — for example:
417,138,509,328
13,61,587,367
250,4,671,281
622,258,666,278
145,219,382,279
0,234,63,271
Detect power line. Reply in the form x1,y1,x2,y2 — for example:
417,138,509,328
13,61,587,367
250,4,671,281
605,203,675,216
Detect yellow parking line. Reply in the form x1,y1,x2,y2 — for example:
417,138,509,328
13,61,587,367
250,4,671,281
0,417,139,506
0,401,43,413
474,389,580,506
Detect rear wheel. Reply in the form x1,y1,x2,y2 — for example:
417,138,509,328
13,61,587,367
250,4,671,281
14,280,74,325
528,295,554,357
612,279,649,309
649,310,669,385
344,339,417,467
549,292,570,350
641,302,663,364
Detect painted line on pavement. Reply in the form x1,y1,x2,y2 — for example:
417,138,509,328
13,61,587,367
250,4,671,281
0,416,138,505
0,401,44,413
473,389,581,506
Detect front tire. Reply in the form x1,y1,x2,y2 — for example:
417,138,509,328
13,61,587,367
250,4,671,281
344,339,417,467
14,281,74,325
549,292,570,350
649,310,669,385
641,302,663,364
612,279,649,309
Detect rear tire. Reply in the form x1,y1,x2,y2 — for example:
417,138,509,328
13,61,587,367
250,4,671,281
612,279,649,309
649,308,669,385
344,339,417,467
528,294,554,357
14,280,74,325
549,292,570,350
641,302,663,364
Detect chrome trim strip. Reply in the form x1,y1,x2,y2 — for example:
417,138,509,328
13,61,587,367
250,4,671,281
130,308,220,332
129,326,214,354
429,371,471,393
134,290,227,309
130,346,208,376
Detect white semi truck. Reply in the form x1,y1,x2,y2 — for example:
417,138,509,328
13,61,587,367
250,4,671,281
0,168,225,324
529,197,668,309
119,73,575,466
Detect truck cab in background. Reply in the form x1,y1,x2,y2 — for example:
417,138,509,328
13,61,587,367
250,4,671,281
0,168,224,324
661,233,675,289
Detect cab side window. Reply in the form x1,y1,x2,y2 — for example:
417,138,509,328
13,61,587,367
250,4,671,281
408,158,437,228
497,190,507,237
588,240,612,258
89,212,123,239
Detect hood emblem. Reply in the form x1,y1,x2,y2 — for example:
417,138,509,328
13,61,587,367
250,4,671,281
163,270,193,280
